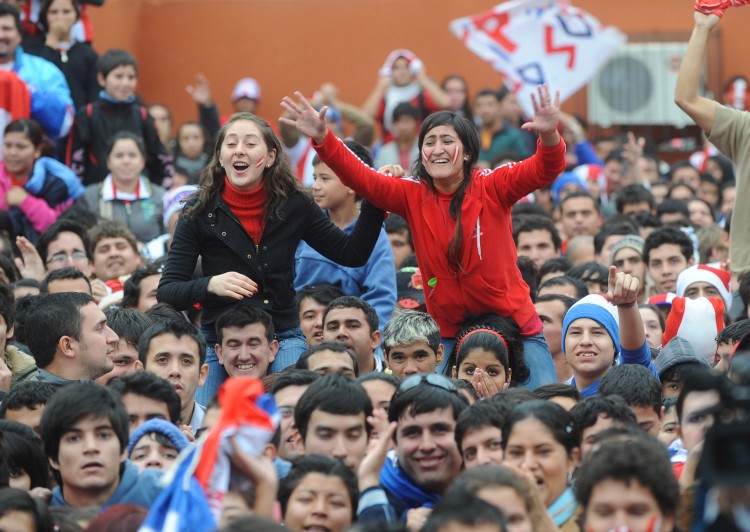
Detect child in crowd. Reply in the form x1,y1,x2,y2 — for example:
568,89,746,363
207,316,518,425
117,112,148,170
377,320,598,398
81,132,167,243
173,121,209,184
451,314,528,395
294,140,396,333
1,119,84,243
67,48,174,185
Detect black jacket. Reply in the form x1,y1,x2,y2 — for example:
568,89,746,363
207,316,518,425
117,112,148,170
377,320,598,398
24,36,99,110
157,187,385,331
66,97,174,186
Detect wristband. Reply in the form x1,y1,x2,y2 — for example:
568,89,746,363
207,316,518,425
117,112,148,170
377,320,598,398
617,300,637,308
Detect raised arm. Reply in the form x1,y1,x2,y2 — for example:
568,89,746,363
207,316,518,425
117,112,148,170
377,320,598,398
488,85,566,204
415,68,451,110
318,82,376,147
302,195,385,268
187,74,221,143
605,266,646,351
362,77,390,120
521,84,561,147
280,92,412,214
675,12,721,134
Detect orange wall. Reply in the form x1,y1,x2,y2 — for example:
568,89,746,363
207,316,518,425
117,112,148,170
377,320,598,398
88,0,749,132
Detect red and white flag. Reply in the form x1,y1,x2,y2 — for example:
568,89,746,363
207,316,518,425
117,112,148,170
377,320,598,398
0,71,31,157
450,0,626,116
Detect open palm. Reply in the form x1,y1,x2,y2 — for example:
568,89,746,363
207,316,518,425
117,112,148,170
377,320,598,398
522,84,560,135
280,92,328,144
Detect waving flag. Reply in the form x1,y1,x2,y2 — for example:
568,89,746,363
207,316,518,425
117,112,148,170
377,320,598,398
140,378,279,532
450,0,626,116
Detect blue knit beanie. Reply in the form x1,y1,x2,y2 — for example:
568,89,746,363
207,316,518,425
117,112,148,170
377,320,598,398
561,294,620,355
551,172,588,205
128,418,191,457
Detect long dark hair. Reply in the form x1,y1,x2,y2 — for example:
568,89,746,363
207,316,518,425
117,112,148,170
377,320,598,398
183,113,300,221
501,400,580,456
411,111,480,270
449,313,529,385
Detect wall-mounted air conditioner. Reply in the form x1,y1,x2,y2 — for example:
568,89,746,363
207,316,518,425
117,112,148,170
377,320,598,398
588,42,695,127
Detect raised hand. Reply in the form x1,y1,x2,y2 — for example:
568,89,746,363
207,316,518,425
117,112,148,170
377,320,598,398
605,265,639,306
358,412,397,491
14,236,45,281
279,92,329,145
186,74,213,106
521,84,561,136
622,131,645,164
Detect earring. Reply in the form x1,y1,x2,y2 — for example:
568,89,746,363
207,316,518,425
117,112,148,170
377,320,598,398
464,157,468,162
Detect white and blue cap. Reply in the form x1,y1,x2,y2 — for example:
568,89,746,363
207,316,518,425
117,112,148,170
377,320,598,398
561,294,620,355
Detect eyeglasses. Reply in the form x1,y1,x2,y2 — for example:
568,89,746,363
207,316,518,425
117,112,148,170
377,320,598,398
47,251,88,266
396,373,458,397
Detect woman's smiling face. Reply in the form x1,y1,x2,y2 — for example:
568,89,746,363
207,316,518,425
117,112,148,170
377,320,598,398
421,125,466,192
219,119,276,191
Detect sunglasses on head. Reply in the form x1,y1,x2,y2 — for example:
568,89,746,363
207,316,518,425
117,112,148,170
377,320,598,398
396,373,458,397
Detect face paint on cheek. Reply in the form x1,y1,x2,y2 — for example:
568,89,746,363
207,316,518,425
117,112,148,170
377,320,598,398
422,150,429,164
452,145,460,166
255,159,264,169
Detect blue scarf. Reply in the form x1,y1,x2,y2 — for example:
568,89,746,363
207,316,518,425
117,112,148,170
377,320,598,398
99,90,137,104
548,486,577,527
25,157,84,200
379,451,441,519
570,377,601,398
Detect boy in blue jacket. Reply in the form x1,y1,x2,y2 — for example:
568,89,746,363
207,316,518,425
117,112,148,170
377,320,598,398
294,140,396,333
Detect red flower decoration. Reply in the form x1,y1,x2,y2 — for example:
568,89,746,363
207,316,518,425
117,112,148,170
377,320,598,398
410,269,423,290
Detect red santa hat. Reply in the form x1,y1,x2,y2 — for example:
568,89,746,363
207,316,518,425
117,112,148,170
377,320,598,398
662,296,725,363
724,75,749,111
572,163,605,191
380,49,423,77
675,264,732,309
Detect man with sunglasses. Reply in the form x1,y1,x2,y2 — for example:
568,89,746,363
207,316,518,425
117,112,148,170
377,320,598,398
361,373,468,522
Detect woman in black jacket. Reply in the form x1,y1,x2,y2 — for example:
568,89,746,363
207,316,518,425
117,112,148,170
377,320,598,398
157,113,384,404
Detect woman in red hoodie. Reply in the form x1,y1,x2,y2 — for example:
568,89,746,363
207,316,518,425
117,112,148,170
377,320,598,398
281,85,565,388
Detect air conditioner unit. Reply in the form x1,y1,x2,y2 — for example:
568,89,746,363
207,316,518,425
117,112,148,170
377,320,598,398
588,42,695,127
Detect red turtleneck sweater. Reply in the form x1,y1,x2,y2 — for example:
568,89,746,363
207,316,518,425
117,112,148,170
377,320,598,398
221,176,266,244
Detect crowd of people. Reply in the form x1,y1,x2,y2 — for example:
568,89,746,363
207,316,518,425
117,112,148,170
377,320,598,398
0,0,749,530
